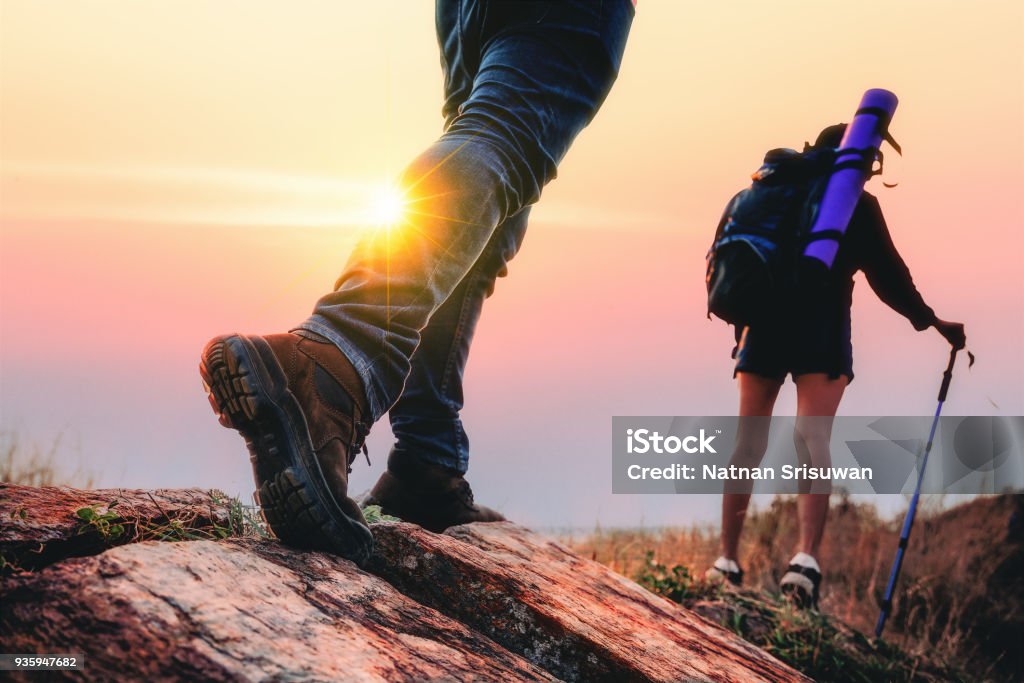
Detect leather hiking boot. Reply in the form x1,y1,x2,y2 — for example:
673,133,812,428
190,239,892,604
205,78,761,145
361,449,505,532
200,332,374,563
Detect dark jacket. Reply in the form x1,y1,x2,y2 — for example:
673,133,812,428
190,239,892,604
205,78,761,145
832,192,936,331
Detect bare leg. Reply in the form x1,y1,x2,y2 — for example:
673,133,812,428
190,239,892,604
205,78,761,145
720,372,783,561
792,373,847,558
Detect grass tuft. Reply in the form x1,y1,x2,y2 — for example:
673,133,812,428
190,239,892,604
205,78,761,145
73,491,270,547
362,504,399,524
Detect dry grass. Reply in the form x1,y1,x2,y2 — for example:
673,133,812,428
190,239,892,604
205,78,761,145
567,494,1024,682
1,430,94,488
73,490,269,546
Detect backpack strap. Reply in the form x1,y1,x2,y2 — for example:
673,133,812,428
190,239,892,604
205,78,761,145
831,149,877,174
882,130,902,156
854,105,903,153
825,108,903,187
722,222,787,240
804,229,845,243
833,140,902,187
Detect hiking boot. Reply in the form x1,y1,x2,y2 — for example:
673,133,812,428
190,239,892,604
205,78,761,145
360,449,505,532
780,552,822,609
200,332,374,563
705,556,744,587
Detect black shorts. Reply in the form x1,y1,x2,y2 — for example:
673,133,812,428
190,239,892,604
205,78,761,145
733,302,854,383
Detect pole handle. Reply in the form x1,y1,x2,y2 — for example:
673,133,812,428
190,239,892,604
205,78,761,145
937,347,958,402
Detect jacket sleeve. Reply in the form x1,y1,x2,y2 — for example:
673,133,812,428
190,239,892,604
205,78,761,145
856,194,937,331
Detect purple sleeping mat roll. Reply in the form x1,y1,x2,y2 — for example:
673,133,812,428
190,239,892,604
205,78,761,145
803,88,899,268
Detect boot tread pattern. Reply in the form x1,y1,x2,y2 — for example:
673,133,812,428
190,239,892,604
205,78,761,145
200,335,372,563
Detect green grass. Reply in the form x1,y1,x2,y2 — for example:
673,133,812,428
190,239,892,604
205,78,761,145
362,504,399,524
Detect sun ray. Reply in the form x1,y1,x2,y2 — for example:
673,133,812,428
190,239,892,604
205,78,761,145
401,136,477,195
401,118,498,196
402,189,459,205
403,208,486,228
391,219,461,260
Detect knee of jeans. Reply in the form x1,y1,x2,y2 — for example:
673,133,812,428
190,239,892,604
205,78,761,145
402,137,528,229
443,116,549,209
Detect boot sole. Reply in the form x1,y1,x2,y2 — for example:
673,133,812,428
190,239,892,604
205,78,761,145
200,334,373,564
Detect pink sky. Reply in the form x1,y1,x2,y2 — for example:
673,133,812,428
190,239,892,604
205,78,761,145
1,1,1022,527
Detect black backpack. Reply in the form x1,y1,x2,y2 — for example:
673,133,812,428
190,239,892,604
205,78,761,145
705,147,836,326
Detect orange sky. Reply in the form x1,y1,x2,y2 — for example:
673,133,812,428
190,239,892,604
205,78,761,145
1,1,1022,526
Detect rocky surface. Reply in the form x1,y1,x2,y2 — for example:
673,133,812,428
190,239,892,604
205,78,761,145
370,522,805,683
0,539,554,682
0,486,808,682
0,484,233,570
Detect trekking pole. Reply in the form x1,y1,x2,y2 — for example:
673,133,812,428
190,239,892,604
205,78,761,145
875,346,959,638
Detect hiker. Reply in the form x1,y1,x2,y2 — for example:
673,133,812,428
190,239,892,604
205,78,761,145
704,123,967,608
200,1,634,563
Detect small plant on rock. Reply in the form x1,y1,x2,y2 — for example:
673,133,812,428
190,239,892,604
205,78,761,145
75,503,125,542
635,551,715,603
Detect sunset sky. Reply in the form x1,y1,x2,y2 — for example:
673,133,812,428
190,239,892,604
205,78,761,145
2,1,1022,528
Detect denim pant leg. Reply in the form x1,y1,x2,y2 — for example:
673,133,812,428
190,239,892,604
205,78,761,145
388,208,530,473
297,0,633,421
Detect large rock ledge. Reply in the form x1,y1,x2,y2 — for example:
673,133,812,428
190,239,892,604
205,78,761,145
0,485,807,682
1,539,554,682
0,484,233,571
370,522,802,683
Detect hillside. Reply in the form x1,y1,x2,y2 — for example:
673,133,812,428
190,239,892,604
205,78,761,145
569,494,1024,682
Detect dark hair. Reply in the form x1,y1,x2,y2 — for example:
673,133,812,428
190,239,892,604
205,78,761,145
813,123,848,149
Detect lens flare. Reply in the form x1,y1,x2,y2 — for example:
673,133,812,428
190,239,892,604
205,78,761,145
368,185,406,227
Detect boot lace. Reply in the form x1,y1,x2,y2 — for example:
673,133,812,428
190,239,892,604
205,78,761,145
453,478,475,509
346,420,372,474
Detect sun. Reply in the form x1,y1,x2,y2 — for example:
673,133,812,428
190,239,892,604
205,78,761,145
367,184,407,227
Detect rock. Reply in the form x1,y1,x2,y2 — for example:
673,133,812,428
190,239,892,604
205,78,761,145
0,484,234,571
0,539,556,682
1,486,807,682
369,522,809,683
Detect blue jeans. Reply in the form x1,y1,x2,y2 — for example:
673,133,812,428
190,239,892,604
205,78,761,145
297,0,633,471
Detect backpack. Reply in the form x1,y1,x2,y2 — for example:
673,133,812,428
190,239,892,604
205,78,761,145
705,147,836,326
